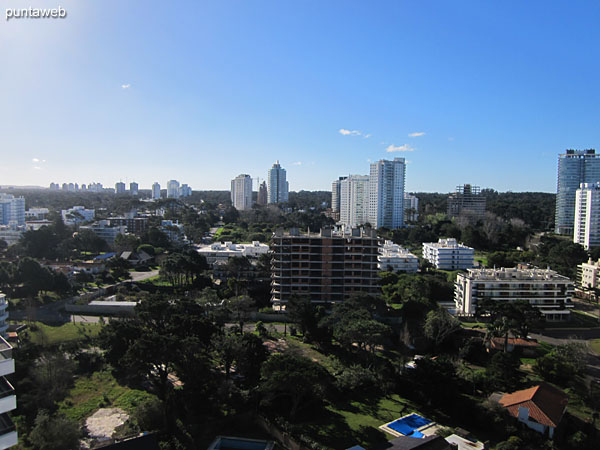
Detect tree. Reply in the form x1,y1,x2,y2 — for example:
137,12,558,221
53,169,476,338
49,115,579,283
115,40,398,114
0,239,7,252
226,295,254,333
114,233,141,253
107,256,132,281
29,411,81,450
424,307,461,349
260,353,331,421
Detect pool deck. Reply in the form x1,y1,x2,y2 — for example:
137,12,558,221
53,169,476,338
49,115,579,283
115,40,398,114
379,414,441,439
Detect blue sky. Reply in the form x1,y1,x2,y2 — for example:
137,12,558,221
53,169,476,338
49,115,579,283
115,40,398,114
1,0,599,192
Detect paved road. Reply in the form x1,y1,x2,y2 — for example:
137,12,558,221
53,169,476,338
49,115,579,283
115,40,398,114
130,269,159,282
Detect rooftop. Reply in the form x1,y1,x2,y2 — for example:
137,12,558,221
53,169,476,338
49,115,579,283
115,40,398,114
499,383,568,428
462,267,571,281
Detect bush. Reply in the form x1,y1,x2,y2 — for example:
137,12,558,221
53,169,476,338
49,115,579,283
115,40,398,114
134,398,164,432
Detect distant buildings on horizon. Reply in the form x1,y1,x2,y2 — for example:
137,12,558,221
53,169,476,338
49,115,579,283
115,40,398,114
47,179,192,200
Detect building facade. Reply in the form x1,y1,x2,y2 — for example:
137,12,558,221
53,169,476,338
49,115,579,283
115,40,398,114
0,195,25,227
267,161,289,204
129,182,139,196
556,149,600,235
422,238,474,270
339,175,370,228
167,180,180,198
231,174,253,211
0,296,17,448
404,193,419,223
447,184,486,222
574,182,600,249
197,241,269,266
270,228,381,309
368,158,405,229
152,182,161,200
455,267,574,321
61,206,95,226
577,258,600,293
378,241,419,273
115,182,126,194
331,176,347,213
79,221,127,246
257,181,268,205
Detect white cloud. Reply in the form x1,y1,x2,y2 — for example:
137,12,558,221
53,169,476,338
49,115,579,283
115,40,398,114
363,134,372,138
386,144,415,153
339,128,362,136
292,161,302,166
33,166,42,170
32,158,40,162
408,132,425,137
121,84,131,89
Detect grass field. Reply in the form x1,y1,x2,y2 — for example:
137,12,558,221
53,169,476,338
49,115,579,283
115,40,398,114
590,339,600,354
29,322,102,346
297,394,424,449
58,370,156,422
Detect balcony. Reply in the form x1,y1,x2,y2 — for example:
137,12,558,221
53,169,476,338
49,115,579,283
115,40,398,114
0,339,13,379
0,414,17,449
0,378,15,416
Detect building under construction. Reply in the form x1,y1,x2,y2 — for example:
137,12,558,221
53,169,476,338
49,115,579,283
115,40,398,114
447,184,486,222
270,227,381,309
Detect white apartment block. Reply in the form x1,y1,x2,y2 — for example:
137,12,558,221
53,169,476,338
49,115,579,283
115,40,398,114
61,206,95,226
0,194,25,227
404,193,419,222
577,258,600,291
339,175,370,227
378,241,419,273
455,267,574,322
197,241,269,266
231,174,253,210
0,293,9,338
574,182,600,249
422,238,474,270
368,158,405,229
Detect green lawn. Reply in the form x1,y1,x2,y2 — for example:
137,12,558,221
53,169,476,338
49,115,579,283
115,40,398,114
297,394,423,449
29,322,102,346
590,339,600,354
58,370,156,422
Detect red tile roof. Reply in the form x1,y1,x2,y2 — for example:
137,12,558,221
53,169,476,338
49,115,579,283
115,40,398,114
499,384,568,428
490,337,539,350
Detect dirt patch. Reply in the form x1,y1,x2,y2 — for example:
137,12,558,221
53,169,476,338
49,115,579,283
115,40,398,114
85,407,129,441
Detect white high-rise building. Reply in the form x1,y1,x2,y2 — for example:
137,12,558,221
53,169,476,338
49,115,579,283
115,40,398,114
231,174,253,211
574,182,600,249
267,161,288,204
368,158,405,229
115,182,126,194
152,182,161,200
339,175,370,228
129,182,139,196
0,194,25,227
167,180,180,198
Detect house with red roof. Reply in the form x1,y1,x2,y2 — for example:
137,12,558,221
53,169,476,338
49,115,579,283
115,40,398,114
499,383,568,438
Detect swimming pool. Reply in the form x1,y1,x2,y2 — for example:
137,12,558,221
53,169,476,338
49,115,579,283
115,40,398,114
380,413,432,438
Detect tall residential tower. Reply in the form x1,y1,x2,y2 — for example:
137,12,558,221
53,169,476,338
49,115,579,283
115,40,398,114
267,161,288,204
368,158,405,229
231,174,253,211
556,149,600,235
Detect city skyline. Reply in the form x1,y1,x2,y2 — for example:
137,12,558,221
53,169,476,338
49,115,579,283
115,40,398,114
2,1,600,192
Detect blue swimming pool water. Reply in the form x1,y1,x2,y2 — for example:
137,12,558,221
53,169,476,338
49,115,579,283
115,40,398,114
386,414,431,437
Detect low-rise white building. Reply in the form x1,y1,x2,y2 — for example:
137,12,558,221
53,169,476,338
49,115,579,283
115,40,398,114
0,227,23,247
197,241,269,266
79,221,127,246
578,258,600,290
454,267,574,321
378,241,419,273
62,206,95,226
25,208,49,220
422,238,474,270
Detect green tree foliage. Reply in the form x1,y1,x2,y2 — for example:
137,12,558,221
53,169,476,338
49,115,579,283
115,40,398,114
159,251,209,289
534,343,587,386
534,235,588,279
260,353,331,421
114,233,141,253
99,295,217,400
28,410,81,450
107,256,132,281
494,436,523,450
486,352,521,390
424,307,461,349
